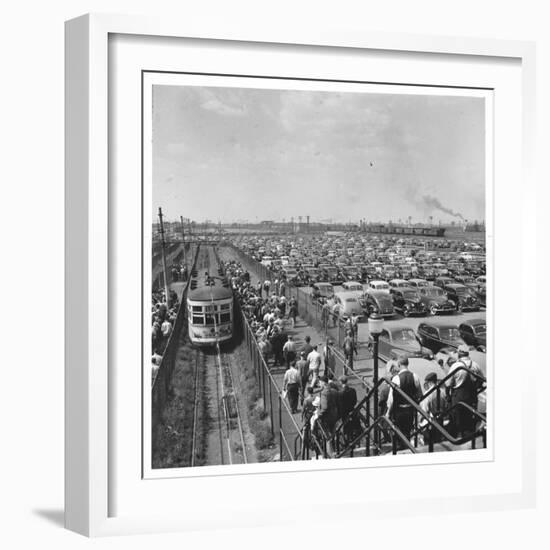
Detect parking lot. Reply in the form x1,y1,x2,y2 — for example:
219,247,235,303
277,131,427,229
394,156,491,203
226,229,487,385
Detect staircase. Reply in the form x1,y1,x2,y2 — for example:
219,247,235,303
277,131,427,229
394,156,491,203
301,366,487,460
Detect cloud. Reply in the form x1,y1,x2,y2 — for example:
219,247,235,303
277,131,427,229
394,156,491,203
165,142,188,155
199,89,247,117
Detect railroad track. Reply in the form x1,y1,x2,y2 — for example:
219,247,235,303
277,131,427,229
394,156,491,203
212,349,248,465
189,244,248,466
190,350,205,467
191,347,248,466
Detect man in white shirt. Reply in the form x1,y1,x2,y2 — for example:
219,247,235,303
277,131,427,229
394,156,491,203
161,319,172,339
283,362,301,413
446,344,484,436
307,345,322,388
282,335,297,367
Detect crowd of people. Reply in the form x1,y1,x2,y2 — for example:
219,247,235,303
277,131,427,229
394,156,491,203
221,258,363,454
379,346,484,449
150,286,180,380
153,253,485,455
170,261,188,283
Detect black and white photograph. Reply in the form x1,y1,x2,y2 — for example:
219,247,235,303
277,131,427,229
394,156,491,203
146,76,490,471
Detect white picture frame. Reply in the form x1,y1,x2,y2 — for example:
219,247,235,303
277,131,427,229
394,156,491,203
65,13,536,537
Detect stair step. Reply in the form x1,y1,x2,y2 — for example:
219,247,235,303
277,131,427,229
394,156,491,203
335,435,486,457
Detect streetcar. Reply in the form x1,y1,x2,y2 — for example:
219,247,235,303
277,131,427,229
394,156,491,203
187,269,234,346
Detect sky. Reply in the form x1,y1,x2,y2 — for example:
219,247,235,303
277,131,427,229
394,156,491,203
152,84,486,224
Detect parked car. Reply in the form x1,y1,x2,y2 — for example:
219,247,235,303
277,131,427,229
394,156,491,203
368,325,433,362
475,286,486,308
476,275,487,287
333,291,363,318
364,290,395,318
459,318,487,350
418,286,456,316
311,282,334,303
434,276,455,288
443,283,481,311
342,281,364,294
367,280,390,293
390,287,428,317
417,322,467,354
388,278,410,289
407,278,429,289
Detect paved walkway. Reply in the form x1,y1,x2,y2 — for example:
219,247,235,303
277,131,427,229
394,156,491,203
217,247,380,460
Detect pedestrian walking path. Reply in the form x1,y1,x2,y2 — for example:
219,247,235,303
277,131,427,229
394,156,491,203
217,247,378,461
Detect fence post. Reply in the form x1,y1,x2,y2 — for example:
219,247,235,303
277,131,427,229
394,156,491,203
268,373,274,437
279,395,283,461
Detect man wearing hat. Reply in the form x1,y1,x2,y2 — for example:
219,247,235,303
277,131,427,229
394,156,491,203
446,344,483,437
419,372,445,444
296,351,309,404
386,355,423,444
421,372,443,418
339,376,359,442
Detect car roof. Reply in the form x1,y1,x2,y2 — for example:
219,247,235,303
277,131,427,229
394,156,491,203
368,289,391,297
385,324,416,333
418,321,459,330
459,318,486,327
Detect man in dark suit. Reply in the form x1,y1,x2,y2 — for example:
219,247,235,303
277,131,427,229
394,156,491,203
339,376,357,418
318,377,340,435
339,376,359,443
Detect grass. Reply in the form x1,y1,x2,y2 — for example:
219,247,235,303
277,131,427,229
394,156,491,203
231,330,276,459
152,336,209,469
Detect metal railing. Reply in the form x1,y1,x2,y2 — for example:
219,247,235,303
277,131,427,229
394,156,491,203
240,306,329,461
329,365,487,457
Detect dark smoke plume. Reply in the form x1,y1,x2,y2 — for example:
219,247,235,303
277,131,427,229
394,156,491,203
421,195,465,221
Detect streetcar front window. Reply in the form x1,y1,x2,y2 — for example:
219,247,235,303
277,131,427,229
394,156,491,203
220,313,231,324
192,315,203,325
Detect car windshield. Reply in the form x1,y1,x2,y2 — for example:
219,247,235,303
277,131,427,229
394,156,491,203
345,298,358,303
424,288,444,297
454,287,467,295
474,324,487,335
439,328,460,340
392,329,417,342
403,291,419,299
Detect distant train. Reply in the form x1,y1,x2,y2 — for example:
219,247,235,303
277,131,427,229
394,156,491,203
187,251,234,347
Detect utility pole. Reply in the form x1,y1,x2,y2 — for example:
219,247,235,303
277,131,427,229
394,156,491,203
158,207,170,305
180,215,187,269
